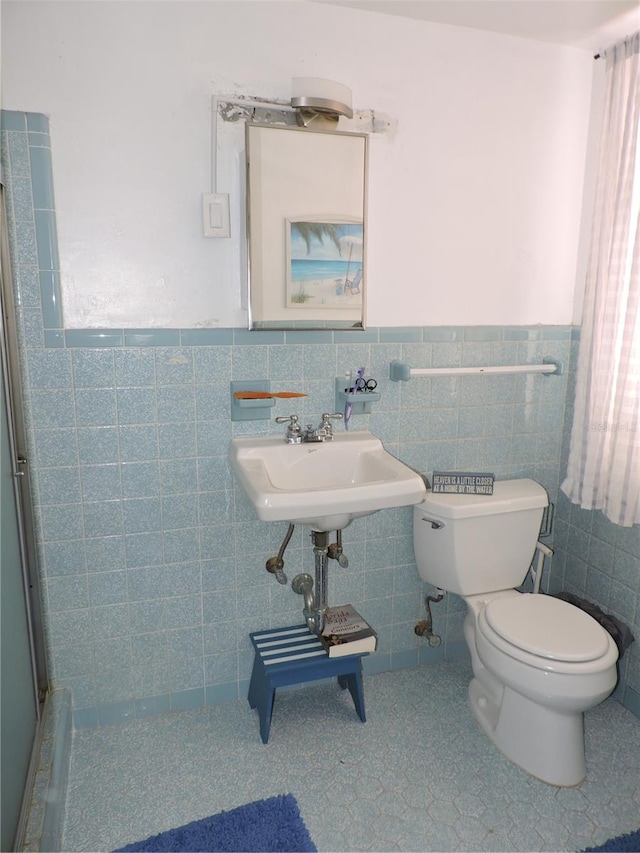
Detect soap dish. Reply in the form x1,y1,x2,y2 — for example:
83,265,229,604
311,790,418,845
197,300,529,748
230,381,275,421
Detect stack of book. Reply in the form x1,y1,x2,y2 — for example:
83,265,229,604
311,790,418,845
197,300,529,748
320,604,378,657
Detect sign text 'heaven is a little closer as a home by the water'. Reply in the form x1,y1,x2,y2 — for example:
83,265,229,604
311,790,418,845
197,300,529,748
431,472,495,495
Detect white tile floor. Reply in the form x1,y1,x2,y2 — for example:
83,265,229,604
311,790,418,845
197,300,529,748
62,658,640,853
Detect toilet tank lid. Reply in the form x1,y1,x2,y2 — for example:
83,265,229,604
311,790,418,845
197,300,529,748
417,478,548,519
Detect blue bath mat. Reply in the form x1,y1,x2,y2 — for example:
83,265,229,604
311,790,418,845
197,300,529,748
114,793,316,852
582,828,640,852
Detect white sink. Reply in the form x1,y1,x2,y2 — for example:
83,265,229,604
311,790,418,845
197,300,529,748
229,430,427,531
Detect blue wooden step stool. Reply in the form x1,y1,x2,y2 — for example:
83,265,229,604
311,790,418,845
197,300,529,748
248,624,368,743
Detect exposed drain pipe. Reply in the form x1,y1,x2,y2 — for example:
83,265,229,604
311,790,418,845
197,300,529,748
312,530,329,633
292,530,330,634
415,589,445,647
291,573,317,632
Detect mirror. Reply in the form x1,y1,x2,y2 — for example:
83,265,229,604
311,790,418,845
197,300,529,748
246,123,367,330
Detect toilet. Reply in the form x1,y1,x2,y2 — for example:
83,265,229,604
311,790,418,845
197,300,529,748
413,478,618,787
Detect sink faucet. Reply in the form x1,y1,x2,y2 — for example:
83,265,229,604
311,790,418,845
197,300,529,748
275,412,343,443
275,414,303,444
303,412,343,442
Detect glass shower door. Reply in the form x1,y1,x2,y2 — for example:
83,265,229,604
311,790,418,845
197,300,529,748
0,185,47,851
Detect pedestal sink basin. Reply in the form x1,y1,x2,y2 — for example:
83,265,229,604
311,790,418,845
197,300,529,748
229,430,427,531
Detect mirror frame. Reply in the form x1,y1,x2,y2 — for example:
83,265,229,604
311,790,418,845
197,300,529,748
245,122,368,331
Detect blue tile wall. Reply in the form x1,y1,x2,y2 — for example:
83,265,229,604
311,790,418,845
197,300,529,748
3,110,638,728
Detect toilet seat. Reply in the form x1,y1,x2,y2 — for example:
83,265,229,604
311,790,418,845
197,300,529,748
479,594,612,667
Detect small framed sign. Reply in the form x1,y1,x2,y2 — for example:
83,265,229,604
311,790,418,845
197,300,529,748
432,471,495,495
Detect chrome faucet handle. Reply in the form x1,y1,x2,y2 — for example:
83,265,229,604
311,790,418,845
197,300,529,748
275,414,302,444
320,412,343,435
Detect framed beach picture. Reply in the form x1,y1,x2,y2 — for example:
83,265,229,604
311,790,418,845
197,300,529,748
286,218,364,309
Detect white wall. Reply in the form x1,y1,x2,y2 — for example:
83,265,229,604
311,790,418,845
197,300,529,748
2,0,595,328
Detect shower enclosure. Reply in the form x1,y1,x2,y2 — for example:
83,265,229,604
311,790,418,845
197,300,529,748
0,186,49,851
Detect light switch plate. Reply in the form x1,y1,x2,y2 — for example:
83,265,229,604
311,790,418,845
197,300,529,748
202,192,230,238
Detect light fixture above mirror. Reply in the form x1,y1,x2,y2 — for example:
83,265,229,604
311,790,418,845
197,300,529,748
291,77,353,128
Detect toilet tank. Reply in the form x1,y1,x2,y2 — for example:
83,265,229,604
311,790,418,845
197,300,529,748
413,478,548,595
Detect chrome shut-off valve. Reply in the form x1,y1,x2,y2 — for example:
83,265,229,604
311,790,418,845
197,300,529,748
264,523,295,584
327,529,349,567
265,556,287,585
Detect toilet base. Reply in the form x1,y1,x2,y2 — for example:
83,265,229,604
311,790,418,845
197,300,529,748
468,677,586,786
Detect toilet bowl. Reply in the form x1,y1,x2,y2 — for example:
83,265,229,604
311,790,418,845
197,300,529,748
466,591,618,786
413,479,619,786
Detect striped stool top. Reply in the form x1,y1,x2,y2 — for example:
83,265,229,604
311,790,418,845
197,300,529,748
250,625,329,669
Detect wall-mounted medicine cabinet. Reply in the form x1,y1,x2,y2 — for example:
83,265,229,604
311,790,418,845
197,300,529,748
246,123,368,331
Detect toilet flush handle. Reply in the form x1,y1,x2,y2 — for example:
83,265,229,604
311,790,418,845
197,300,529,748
421,517,445,530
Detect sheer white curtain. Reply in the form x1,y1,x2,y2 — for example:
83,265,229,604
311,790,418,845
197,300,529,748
562,32,640,527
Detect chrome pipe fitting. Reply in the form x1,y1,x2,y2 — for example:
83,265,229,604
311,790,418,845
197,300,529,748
265,524,295,585
291,573,318,633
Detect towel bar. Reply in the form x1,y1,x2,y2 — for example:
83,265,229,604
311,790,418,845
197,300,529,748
389,358,562,381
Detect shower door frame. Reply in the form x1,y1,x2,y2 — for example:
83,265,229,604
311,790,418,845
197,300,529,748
0,182,49,849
